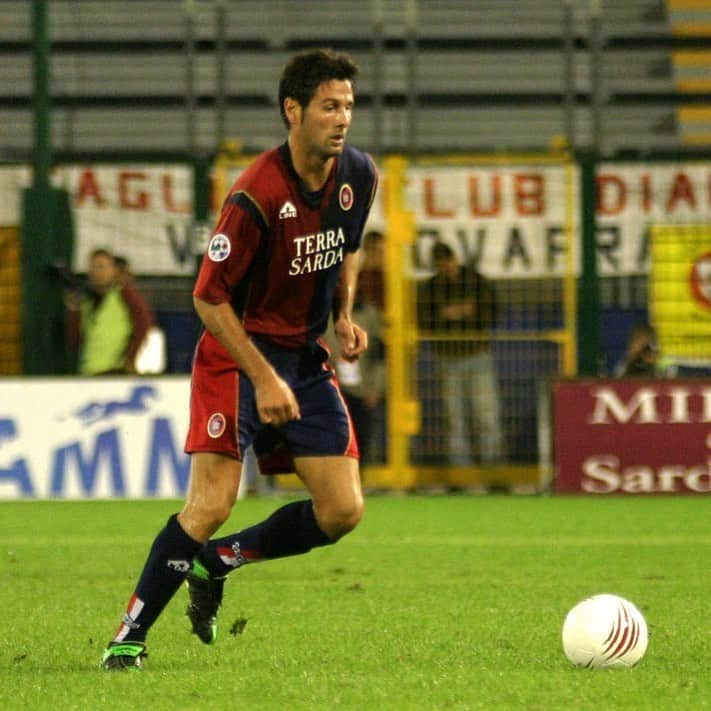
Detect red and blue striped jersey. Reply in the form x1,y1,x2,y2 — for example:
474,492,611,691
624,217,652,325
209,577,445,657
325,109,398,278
193,142,378,354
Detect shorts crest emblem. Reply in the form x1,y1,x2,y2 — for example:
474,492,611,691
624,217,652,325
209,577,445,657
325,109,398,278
207,412,227,438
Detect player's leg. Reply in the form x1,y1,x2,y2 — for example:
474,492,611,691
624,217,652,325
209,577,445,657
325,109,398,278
186,352,361,643
193,352,358,576
293,455,363,539
181,452,243,644
193,455,360,580
179,452,242,542
185,456,360,646
102,452,240,668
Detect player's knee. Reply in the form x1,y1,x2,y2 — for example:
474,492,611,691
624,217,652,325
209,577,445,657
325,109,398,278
180,502,233,541
318,496,364,540
207,503,233,529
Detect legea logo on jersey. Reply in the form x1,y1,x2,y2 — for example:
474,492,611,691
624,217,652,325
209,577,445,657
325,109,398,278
207,234,231,262
289,227,346,276
279,201,298,219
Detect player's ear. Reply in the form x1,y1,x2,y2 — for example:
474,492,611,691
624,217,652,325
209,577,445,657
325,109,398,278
283,98,302,128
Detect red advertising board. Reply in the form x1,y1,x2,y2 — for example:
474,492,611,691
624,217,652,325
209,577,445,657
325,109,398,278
553,379,711,494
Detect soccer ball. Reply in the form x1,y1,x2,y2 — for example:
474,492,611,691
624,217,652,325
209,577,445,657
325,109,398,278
561,594,648,668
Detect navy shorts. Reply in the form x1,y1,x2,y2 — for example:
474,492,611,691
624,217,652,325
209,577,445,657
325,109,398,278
185,338,358,473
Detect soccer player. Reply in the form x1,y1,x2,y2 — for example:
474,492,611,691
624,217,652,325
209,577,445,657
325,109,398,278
101,48,378,669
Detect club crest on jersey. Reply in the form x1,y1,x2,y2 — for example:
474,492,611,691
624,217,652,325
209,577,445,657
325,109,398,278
207,412,226,438
279,201,298,219
339,183,354,211
207,233,231,262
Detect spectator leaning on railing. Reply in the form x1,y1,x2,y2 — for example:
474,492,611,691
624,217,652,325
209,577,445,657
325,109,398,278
417,241,504,467
65,248,156,375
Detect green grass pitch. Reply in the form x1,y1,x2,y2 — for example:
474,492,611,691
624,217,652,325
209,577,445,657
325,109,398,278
1,495,709,710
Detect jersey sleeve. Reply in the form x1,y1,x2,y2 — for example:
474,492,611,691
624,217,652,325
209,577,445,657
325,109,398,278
193,192,267,304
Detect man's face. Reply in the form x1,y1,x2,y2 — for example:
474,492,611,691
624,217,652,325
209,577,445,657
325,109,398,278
364,238,384,266
434,255,459,280
292,79,354,159
88,253,118,292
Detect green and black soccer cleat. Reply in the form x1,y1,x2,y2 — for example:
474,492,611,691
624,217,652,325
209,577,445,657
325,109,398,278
185,560,226,645
101,641,147,671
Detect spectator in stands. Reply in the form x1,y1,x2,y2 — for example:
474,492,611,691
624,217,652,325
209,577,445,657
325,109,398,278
358,229,385,310
113,254,167,374
417,242,504,466
614,322,662,377
114,254,132,285
66,248,156,375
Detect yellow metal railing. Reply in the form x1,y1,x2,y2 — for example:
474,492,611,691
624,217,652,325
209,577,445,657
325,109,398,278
211,150,578,492
371,151,578,490
0,226,22,374
366,156,420,489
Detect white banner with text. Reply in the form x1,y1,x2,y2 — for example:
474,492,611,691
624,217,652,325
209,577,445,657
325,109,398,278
2,161,711,277
0,378,191,499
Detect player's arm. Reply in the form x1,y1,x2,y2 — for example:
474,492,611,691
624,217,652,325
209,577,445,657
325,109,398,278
332,249,368,362
194,193,299,426
193,296,300,425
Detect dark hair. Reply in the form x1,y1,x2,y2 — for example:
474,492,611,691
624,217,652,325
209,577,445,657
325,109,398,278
89,248,114,261
278,49,358,129
114,255,129,271
363,229,384,248
629,322,657,343
432,242,455,261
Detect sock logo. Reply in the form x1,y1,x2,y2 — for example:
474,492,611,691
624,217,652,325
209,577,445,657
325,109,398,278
217,542,248,569
115,594,145,641
122,613,141,630
167,559,191,573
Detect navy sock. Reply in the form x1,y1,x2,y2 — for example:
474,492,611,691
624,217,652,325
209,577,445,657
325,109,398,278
198,500,332,577
112,513,203,644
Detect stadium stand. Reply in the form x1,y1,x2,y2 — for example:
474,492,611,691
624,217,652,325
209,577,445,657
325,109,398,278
0,0,705,157
668,0,711,146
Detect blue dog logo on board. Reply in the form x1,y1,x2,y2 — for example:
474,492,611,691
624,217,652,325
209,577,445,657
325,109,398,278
0,419,19,448
73,385,158,425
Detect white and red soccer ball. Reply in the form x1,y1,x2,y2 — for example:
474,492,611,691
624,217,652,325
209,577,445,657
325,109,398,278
562,594,648,668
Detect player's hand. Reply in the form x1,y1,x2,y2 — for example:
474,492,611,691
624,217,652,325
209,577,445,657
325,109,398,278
254,373,301,426
334,318,368,362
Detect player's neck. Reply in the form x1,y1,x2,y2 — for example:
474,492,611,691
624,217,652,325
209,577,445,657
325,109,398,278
287,137,334,191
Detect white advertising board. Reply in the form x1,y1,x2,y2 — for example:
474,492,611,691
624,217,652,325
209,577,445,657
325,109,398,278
0,378,191,499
